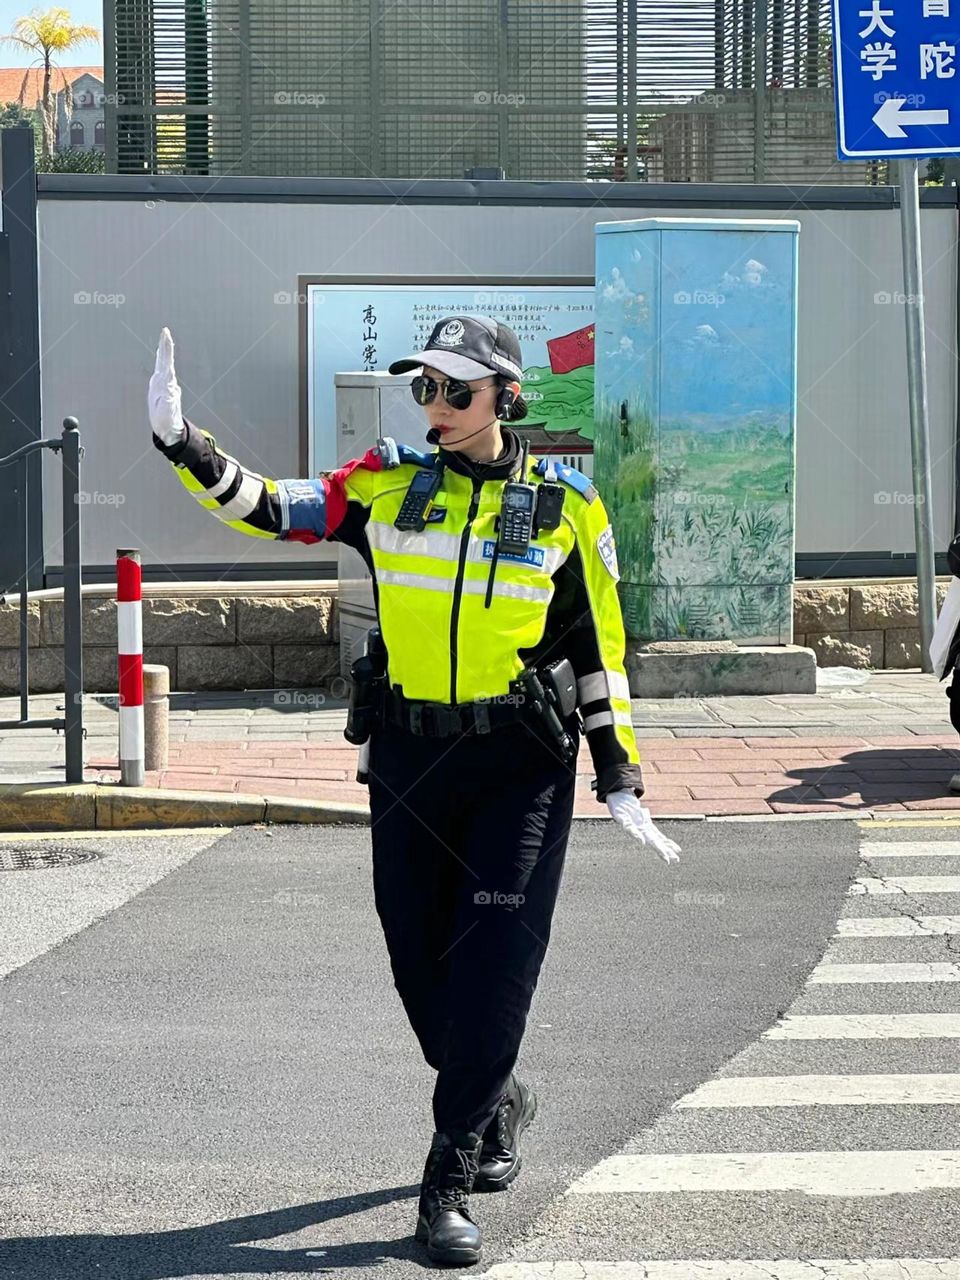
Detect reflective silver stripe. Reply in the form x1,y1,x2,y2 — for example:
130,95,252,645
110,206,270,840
217,471,263,520
583,710,614,732
607,669,632,702
613,707,634,727
277,478,291,536
378,568,455,592
369,520,564,576
367,521,462,563
462,579,552,603
205,457,240,500
378,568,550,603
577,671,608,704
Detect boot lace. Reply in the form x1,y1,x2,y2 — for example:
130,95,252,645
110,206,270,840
434,1145,478,1211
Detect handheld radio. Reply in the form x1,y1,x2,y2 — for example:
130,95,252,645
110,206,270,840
394,465,444,531
497,438,536,555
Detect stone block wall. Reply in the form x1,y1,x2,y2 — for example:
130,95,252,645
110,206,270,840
0,577,951,693
793,579,950,669
0,588,339,694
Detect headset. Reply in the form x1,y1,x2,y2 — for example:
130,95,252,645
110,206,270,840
424,384,517,446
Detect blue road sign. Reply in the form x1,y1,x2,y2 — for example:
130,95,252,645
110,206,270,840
832,0,960,158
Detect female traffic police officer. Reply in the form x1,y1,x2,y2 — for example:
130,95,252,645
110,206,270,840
148,315,681,1268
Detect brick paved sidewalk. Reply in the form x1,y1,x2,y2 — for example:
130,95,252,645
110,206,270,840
5,670,960,818
84,731,960,817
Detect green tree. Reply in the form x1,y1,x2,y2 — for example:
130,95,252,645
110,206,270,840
0,98,42,150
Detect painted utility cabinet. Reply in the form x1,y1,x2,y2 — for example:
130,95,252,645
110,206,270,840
594,217,800,644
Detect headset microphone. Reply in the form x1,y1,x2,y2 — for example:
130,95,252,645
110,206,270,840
426,417,499,447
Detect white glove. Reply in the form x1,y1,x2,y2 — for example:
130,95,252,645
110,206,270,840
606,789,681,864
148,326,185,446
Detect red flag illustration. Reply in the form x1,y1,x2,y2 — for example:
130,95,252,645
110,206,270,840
546,323,595,374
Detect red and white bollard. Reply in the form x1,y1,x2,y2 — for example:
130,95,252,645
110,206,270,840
116,548,144,786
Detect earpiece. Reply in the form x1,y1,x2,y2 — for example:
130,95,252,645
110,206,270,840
495,385,517,419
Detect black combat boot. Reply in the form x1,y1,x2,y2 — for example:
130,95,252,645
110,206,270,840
473,1073,537,1192
414,1129,484,1266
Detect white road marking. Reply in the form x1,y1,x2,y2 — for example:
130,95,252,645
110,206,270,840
676,1073,960,1107
861,842,960,859
566,1150,960,1196
765,1013,960,1039
836,915,960,937
850,876,960,895
480,1261,960,1279
808,961,960,983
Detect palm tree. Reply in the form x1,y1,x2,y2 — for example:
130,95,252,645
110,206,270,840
0,8,100,159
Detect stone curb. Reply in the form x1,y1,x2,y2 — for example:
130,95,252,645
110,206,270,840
0,782,370,831
1,781,959,831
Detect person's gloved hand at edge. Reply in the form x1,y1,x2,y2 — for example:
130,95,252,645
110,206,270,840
148,326,186,447
605,789,681,864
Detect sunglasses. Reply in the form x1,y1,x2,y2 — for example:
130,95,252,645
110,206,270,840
411,374,497,411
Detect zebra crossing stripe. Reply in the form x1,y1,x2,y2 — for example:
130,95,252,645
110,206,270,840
565,1149,960,1196
480,1261,960,1278
836,915,960,936
765,1013,960,1038
808,961,960,983
860,842,960,858
850,876,960,895
676,1073,960,1107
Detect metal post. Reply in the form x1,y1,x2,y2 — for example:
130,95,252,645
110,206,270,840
897,158,938,672
754,0,768,183
19,458,29,723
626,0,637,180
117,548,145,787
61,418,84,782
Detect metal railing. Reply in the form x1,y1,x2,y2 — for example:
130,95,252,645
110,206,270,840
0,418,84,783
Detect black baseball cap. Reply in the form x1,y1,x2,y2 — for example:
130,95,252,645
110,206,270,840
388,315,524,383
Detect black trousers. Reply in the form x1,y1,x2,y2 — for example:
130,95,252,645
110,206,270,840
367,712,579,1138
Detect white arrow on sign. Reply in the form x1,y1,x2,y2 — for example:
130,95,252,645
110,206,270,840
874,96,950,138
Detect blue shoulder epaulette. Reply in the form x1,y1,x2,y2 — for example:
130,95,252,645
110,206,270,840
397,443,440,469
534,456,597,501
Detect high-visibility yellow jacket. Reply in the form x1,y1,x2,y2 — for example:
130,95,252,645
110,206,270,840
154,417,644,802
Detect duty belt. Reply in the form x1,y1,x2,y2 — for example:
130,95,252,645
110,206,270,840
382,687,525,738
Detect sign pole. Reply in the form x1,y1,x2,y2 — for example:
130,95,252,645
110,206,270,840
897,156,938,672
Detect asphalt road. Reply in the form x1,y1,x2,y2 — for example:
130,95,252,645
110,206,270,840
0,818,866,1278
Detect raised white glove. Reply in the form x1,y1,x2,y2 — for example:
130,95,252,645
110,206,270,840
606,789,681,864
148,326,186,446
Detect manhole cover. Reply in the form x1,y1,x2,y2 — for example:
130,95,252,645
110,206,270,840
0,845,103,872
